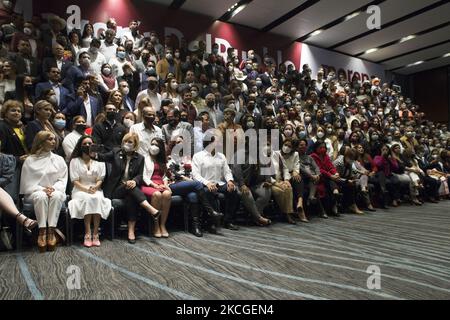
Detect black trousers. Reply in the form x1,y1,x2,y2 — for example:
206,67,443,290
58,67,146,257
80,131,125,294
112,184,147,222
204,184,240,224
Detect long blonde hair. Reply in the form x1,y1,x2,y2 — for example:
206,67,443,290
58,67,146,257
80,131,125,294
30,131,55,155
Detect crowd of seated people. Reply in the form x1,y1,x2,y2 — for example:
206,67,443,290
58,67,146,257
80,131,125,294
0,12,449,253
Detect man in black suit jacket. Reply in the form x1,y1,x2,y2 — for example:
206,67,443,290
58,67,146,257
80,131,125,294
41,43,73,81
8,39,40,78
35,67,73,111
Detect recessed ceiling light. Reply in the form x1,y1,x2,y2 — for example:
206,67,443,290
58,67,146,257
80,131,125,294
365,48,378,54
407,61,424,67
345,11,360,21
400,35,416,43
310,30,323,37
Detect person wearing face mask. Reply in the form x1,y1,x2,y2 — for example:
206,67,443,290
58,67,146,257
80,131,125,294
311,141,341,217
426,150,450,199
129,106,163,156
156,48,181,82
10,22,42,59
122,112,136,132
86,38,106,75
92,104,126,152
190,83,206,111
278,138,308,222
162,108,193,147
135,76,162,112
161,78,181,109
400,126,419,154
332,147,364,214
68,135,111,247
140,138,172,238
63,80,101,128
107,46,130,78
311,126,334,160
282,123,295,141
9,39,40,77
63,51,93,94
98,63,118,92
93,133,161,244
192,134,240,231
217,107,244,154
62,116,87,161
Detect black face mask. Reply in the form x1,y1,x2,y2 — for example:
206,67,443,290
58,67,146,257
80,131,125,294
180,117,188,122
207,100,215,108
106,111,116,121
81,145,90,154
24,84,34,94
148,82,157,90
75,124,87,134
144,116,155,124
169,119,178,127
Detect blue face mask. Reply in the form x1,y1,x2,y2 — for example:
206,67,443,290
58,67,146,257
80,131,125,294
117,51,126,59
54,119,66,130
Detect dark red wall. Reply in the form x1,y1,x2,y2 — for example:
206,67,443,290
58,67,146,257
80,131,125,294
411,66,449,124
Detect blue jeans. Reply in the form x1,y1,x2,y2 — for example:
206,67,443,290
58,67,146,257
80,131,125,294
169,180,203,203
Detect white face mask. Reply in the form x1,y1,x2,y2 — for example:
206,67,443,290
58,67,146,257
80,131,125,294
102,67,111,75
304,116,311,122
282,146,292,154
327,128,333,135
23,27,32,36
122,142,134,152
211,83,218,89
247,121,255,129
317,132,325,139
123,119,135,128
121,87,130,96
150,145,160,156
284,129,293,137
191,91,198,98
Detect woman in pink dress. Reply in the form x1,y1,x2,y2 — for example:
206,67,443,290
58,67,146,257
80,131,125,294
141,138,172,238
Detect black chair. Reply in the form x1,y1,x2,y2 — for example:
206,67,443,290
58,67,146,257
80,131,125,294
16,196,70,251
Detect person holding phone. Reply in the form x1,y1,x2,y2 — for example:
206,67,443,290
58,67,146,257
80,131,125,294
68,135,111,247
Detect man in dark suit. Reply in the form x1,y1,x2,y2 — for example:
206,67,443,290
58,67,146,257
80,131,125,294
8,39,40,78
35,67,73,111
117,80,135,112
63,79,102,128
41,43,72,80
62,51,91,94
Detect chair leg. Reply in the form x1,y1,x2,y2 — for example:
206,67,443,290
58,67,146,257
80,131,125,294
184,205,189,233
110,208,115,241
16,221,22,252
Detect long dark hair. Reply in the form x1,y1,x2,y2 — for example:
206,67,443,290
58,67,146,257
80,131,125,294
151,137,167,173
70,135,93,162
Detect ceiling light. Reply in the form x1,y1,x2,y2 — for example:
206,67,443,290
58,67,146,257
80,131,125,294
310,29,323,37
399,35,416,43
443,53,450,58
345,11,360,21
407,61,424,67
365,48,378,54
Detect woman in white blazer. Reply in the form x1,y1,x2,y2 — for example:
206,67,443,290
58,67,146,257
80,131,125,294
20,131,68,252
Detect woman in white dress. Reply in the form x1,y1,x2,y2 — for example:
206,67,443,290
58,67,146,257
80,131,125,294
20,131,68,253
68,136,111,247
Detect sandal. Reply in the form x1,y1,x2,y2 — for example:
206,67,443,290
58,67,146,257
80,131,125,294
151,210,161,222
16,213,38,234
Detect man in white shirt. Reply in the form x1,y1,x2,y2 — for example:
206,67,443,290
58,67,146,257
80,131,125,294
86,38,106,76
129,106,163,156
135,76,161,112
192,134,240,231
100,28,118,63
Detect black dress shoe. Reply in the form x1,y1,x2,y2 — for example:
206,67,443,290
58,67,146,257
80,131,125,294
209,224,218,234
367,207,377,212
128,238,136,244
224,223,239,231
192,226,203,237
